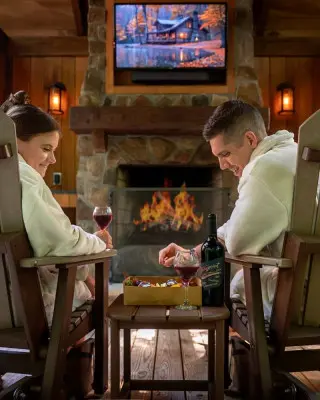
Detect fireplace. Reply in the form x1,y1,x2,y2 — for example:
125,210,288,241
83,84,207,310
109,164,231,282
69,0,270,282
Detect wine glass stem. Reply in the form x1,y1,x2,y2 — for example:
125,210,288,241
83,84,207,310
183,282,190,306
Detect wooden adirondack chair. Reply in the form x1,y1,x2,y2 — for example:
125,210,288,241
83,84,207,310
0,109,117,400
224,109,320,399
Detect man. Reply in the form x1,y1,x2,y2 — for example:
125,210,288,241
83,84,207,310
159,99,297,319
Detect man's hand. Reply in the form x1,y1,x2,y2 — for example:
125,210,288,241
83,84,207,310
159,243,187,267
94,230,113,249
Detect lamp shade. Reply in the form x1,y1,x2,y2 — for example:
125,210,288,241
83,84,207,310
48,82,66,115
277,83,295,115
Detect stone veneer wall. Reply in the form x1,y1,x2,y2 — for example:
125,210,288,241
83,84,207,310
76,0,262,231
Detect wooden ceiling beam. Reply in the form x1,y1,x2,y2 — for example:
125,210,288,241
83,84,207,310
255,37,320,56
266,16,320,31
9,36,88,56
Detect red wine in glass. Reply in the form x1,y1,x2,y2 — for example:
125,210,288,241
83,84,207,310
93,206,112,230
173,249,200,311
174,265,199,285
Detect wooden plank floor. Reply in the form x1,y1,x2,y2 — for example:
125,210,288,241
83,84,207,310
101,328,212,400
2,283,320,398
2,328,320,399
86,328,320,399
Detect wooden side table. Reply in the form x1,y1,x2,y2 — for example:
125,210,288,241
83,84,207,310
107,294,230,400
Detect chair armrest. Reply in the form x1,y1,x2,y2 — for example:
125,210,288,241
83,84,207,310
20,249,117,268
225,252,292,268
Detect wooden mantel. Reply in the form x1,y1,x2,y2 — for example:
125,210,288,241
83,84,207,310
70,106,270,136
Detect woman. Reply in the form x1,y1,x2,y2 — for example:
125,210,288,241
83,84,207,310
1,91,113,325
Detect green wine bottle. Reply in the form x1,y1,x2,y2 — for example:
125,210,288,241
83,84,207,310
200,213,225,306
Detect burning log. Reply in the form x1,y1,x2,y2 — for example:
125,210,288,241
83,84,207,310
133,184,203,232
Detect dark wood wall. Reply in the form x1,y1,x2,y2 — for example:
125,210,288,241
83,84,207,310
0,30,9,104
4,55,320,192
10,56,88,191
255,57,320,140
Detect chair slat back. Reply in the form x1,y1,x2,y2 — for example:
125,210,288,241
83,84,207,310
0,110,24,328
0,110,49,356
301,178,320,326
290,110,320,326
0,111,24,233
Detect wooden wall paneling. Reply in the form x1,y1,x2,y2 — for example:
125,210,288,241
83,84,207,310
10,37,88,57
61,57,76,191
312,58,320,112
9,55,320,195
0,31,7,103
29,58,46,109
41,57,63,188
285,58,314,140
0,33,5,103
12,57,31,94
75,57,88,105
29,57,51,186
268,57,288,134
0,29,11,103
0,54,5,103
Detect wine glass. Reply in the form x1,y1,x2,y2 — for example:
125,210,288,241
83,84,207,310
93,206,113,230
173,249,200,311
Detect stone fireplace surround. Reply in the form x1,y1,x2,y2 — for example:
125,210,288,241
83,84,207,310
69,0,270,280
70,0,267,236
69,0,270,282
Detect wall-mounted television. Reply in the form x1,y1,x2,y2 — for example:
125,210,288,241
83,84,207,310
114,3,227,75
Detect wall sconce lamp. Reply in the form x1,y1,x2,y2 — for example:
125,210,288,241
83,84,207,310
48,82,66,115
277,83,295,116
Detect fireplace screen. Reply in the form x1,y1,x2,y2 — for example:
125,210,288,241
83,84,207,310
110,186,231,281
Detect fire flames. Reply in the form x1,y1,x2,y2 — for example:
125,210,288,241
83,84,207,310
133,184,203,232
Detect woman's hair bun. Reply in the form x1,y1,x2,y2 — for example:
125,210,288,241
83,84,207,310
1,91,31,113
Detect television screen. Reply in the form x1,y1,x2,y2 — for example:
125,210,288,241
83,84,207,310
114,3,227,70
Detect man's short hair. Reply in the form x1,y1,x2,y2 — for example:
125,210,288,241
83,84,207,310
202,100,267,143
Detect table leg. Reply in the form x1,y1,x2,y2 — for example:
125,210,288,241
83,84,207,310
224,261,232,389
208,329,215,400
123,329,131,385
93,260,109,395
111,319,120,399
215,320,225,400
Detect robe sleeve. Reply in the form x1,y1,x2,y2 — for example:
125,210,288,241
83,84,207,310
22,179,106,258
221,175,289,256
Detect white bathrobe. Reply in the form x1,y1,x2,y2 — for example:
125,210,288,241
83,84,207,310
19,155,106,325
217,130,298,320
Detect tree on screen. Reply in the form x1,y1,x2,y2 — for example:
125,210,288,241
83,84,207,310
199,5,226,46
116,23,126,41
169,4,197,19
147,5,161,31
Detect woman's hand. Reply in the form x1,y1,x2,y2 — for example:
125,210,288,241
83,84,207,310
94,230,113,249
159,243,187,267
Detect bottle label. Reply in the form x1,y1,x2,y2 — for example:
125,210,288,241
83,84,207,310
201,257,224,289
